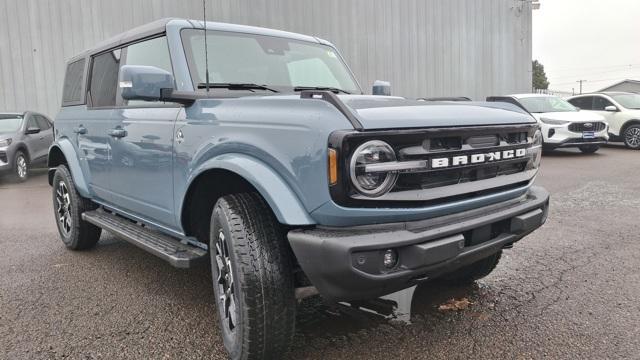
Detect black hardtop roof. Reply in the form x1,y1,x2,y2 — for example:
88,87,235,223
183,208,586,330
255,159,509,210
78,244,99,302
67,18,177,62
66,18,325,64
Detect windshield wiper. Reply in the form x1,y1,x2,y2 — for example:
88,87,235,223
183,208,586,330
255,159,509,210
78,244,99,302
197,83,279,93
293,86,351,94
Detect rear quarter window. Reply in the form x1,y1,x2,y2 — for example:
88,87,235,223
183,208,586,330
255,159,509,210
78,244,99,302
62,59,86,106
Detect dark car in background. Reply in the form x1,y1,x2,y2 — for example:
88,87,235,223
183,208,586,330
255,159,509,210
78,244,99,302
0,112,54,182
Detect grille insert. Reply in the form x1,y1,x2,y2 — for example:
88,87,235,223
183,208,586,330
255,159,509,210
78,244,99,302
568,122,606,132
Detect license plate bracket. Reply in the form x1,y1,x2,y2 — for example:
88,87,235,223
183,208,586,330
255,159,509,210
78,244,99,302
582,131,595,139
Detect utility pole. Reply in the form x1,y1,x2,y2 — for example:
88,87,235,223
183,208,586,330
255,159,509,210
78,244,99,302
577,80,587,94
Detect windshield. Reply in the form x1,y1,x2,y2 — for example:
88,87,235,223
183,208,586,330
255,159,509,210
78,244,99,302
181,29,361,94
611,94,640,109
518,96,577,113
0,115,23,133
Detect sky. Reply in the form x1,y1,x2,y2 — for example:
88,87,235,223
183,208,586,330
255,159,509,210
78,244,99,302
533,0,640,94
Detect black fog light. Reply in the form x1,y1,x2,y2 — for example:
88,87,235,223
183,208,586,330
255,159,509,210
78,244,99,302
548,129,555,138
383,249,398,269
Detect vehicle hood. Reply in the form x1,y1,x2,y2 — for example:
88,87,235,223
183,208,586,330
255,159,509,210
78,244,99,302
259,94,535,130
340,95,535,129
530,111,606,122
0,132,15,142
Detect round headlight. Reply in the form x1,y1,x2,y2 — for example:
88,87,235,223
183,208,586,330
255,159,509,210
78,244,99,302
527,130,543,170
350,140,398,197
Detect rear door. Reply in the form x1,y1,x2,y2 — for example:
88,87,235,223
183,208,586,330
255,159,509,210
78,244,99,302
81,49,122,202
108,36,180,228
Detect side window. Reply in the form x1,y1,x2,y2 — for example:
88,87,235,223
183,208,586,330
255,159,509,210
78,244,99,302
125,36,173,73
593,96,614,110
569,96,593,110
62,59,86,106
26,116,39,130
89,49,121,108
35,115,51,130
122,36,174,106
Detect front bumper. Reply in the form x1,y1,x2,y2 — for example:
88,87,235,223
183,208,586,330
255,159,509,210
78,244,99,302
542,123,608,148
288,186,550,301
0,149,12,174
545,137,608,149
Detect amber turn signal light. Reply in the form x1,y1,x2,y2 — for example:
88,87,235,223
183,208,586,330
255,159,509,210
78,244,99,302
328,148,338,185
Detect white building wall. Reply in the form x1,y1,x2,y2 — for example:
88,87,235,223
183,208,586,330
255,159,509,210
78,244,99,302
0,0,533,118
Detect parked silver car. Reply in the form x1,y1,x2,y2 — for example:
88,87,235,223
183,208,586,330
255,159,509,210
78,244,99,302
0,112,54,181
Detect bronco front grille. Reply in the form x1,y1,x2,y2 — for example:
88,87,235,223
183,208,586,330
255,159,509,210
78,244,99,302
329,124,539,208
568,122,606,132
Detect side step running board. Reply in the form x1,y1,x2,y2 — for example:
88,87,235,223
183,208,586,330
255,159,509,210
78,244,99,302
82,209,207,268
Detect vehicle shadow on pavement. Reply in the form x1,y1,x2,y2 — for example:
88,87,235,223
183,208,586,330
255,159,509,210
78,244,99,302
0,168,48,188
542,149,603,157
289,280,483,354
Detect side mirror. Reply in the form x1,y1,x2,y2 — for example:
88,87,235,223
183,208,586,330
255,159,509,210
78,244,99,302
372,80,391,96
25,127,40,135
604,105,618,112
120,65,175,102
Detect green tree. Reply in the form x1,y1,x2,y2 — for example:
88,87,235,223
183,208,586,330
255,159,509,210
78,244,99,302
532,60,549,90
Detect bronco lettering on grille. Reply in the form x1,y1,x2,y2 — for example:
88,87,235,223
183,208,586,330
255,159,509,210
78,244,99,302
431,148,527,169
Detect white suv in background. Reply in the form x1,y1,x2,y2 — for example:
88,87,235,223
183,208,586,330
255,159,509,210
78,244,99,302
567,92,640,149
487,94,608,153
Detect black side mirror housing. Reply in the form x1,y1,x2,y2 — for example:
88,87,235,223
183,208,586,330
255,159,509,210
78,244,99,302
26,127,40,135
372,80,391,96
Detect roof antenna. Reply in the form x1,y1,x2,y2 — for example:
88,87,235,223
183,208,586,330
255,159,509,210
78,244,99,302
203,0,210,92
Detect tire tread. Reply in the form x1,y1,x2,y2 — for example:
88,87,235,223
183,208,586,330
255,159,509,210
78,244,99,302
213,193,295,360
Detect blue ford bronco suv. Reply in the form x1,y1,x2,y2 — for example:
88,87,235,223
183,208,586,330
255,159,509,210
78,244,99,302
49,19,549,359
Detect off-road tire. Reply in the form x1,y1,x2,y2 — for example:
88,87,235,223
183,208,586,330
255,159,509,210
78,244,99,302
442,251,502,284
11,150,29,182
209,192,296,360
623,124,640,149
579,145,600,154
52,165,101,250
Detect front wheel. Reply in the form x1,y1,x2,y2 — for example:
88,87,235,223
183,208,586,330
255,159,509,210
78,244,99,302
579,145,600,154
623,125,640,149
209,193,296,360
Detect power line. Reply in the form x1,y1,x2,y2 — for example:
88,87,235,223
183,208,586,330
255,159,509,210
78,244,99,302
548,66,640,81
546,62,640,73
551,73,640,87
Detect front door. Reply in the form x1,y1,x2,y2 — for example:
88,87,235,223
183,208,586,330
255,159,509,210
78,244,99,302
591,96,625,135
108,36,180,228
23,114,49,163
33,115,54,163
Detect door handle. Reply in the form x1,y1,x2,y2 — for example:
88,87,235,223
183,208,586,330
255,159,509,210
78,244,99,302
73,125,87,135
108,128,128,138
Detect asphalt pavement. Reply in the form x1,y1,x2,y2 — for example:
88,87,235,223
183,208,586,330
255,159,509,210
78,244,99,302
1,145,639,359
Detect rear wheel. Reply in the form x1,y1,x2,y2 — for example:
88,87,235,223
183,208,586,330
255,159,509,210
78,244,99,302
442,251,502,284
12,151,29,182
579,145,600,154
209,193,296,360
623,124,640,149
52,165,101,250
